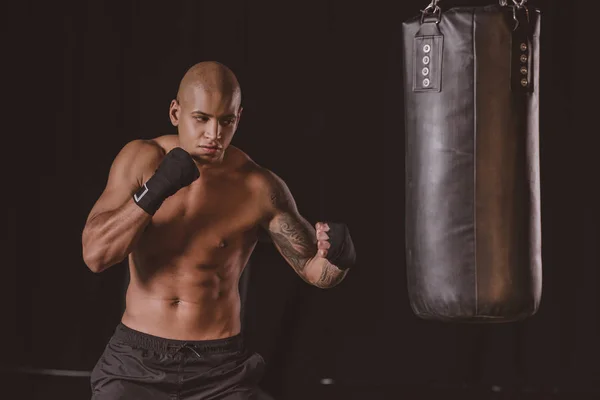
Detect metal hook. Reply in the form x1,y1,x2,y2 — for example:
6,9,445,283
500,0,527,8
424,0,440,9
511,3,530,31
515,0,528,8
420,0,441,24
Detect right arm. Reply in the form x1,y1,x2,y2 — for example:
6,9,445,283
81,140,164,273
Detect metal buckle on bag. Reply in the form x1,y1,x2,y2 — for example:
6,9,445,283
420,0,441,24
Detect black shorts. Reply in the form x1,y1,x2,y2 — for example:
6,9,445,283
91,323,273,400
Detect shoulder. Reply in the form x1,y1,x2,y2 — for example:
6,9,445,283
224,146,296,209
248,165,296,212
118,138,166,158
110,138,168,184
152,134,179,152
224,145,256,168
225,146,268,181
119,134,178,157
114,138,165,169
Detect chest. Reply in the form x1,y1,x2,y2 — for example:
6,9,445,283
146,176,265,248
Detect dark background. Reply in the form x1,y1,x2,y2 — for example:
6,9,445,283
2,0,599,399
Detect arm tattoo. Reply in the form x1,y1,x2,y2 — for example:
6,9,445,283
315,260,346,288
267,171,318,277
270,213,316,273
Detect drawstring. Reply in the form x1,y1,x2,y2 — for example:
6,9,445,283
171,342,202,358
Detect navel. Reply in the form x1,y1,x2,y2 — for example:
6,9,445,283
171,297,181,306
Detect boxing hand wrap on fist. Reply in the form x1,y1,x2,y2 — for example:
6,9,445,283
316,222,356,270
133,147,200,215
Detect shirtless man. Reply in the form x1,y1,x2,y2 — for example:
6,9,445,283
81,61,356,399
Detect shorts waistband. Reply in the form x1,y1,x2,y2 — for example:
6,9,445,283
112,323,245,354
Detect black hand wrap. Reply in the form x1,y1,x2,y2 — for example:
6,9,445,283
133,147,200,215
325,223,356,270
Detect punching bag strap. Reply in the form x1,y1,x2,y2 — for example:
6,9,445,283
508,1,534,93
414,0,443,93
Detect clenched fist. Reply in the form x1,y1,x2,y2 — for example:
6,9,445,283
315,222,356,270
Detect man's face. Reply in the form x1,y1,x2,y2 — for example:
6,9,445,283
169,86,242,163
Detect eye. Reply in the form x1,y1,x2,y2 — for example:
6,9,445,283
221,119,235,126
195,116,209,122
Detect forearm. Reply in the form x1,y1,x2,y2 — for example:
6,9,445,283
82,199,152,272
267,213,352,288
264,171,355,288
304,257,349,289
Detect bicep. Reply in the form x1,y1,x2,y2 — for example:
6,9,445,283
86,140,162,222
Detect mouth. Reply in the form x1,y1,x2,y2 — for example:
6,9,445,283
199,145,222,154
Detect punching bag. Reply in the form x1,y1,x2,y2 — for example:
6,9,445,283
403,0,542,322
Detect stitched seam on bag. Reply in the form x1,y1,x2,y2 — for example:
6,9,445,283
472,7,478,317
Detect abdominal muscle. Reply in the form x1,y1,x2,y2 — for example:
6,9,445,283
121,252,248,341
119,141,266,341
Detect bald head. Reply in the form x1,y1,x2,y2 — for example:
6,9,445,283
169,62,243,161
176,61,241,108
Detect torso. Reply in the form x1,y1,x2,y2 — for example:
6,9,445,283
121,135,270,340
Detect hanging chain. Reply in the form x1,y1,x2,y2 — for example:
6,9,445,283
499,0,530,30
500,0,528,7
422,0,441,14
421,0,441,23
422,0,529,28
424,0,527,11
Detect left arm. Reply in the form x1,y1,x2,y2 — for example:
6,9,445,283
261,171,349,289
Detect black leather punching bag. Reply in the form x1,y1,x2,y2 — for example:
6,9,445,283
403,0,542,322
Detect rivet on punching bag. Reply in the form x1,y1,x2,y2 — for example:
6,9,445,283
402,0,542,322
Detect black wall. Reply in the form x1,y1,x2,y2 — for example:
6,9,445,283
2,0,599,399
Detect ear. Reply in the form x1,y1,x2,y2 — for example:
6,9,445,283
236,106,244,127
169,99,180,126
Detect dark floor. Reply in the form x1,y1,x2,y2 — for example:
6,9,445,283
2,373,599,400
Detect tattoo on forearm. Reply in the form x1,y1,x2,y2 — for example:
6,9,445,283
270,214,316,273
315,261,346,288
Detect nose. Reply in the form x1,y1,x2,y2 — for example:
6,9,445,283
204,120,220,140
